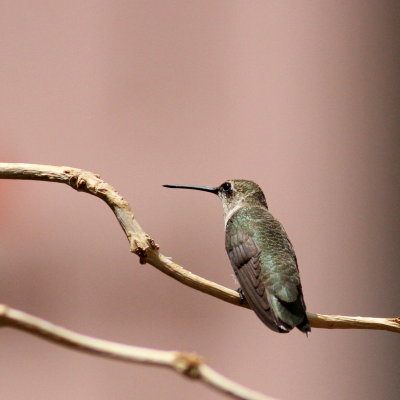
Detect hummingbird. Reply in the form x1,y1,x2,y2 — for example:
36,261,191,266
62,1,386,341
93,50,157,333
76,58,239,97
163,180,310,334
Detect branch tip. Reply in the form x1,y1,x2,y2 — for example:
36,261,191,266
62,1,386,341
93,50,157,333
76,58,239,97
0,304,10,327
0,304,9,317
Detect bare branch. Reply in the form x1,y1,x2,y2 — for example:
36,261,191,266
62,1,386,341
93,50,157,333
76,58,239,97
0,163,155,258
307,313,400,333
0,162,399,334
0,305,276,400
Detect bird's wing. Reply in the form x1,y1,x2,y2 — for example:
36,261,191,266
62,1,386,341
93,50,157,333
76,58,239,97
225,223,292,332
260,222,310,332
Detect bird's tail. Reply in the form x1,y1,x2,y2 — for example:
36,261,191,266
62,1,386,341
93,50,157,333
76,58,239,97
297,316,311,335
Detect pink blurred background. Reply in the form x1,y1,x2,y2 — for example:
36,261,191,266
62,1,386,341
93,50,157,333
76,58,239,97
1,2,399,399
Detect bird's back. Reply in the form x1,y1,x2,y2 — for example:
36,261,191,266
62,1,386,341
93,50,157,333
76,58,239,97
225,206,310,333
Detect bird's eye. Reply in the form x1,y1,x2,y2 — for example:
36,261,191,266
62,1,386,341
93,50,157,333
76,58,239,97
221,182,232,192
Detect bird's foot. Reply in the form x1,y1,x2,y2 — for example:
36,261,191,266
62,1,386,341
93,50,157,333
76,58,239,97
236,288,246,304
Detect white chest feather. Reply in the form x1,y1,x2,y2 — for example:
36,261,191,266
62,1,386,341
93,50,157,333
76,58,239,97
223,203,243,228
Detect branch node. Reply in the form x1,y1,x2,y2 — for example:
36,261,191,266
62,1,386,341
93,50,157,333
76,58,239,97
174,352,203,379
76,178,87,191
132,239,149,264
67,171,89,192
146,235,160,250
129,234,159,264
67,174,78,188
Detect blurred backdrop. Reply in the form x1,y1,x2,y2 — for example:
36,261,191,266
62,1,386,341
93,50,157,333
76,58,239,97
1,2,399,400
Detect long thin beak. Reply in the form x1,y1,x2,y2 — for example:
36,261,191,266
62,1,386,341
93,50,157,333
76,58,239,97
163,184,218,195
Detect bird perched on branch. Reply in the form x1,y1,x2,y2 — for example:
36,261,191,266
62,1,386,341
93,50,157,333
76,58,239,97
164,179,310,334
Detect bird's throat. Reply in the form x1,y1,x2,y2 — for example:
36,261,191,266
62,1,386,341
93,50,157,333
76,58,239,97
223,202,244,228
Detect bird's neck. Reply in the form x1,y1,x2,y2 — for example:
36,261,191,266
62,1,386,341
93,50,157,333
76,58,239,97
223,200,268,228
223,201,245,228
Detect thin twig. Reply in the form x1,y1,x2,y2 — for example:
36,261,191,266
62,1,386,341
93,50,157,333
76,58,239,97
0,162,399,334
0,305,276,400
307,313,400,333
